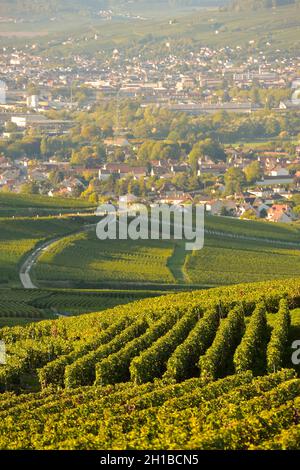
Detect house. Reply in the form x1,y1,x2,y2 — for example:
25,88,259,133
236,202,257,218
28,169,49,182
269,167,290,177
157,192,193,205
0,168,21,184
132,167,147,179
253,202,270,217
99,163,147,181
267,204,294,223
99,169,113,181
60,177,86,196
150,165,169,177
198,162,227,177
256,175,294,186
103,137,130,147
119,194,139,204
206,199,237,216
170,164,190,174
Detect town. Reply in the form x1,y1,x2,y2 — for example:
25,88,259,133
0,6,300,224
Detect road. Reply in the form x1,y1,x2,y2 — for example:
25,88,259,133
19,224,96,289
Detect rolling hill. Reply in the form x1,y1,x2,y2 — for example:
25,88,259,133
0,0,223,17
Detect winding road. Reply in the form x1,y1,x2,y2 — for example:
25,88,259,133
19,224,96,289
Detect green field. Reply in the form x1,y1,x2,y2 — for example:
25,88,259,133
0,193,95,217
0,216,94,286
33,231,177,285
0,278,300,449
185,236,300,286
32,215,300,288
0,288,168,328
205,214,300,243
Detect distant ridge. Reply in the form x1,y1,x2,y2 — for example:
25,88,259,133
0,0,221,17
230,0,298,11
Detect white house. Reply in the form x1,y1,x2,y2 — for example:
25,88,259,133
270,167,289,177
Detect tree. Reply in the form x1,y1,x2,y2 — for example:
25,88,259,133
27,82,39,96
251,87,261,105
20,182,39,194
80,124,99,140
190,139,226,163
189,148,200,175
240,209,258,220
49,170,64,185
88,192,99,204
244,161,261,183
224,167,245,195
137,141,156,162
5,122,18,133
40,137,50,157
259,208,268,218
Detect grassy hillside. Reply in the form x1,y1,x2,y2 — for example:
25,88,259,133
0,193,94,217
185,236,300,285
0,216,94,286
0,278,300,449
0,3,299,55
33,232,177,286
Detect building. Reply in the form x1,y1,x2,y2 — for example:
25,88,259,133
168,102,261,115
267,204,294,223
26,95,39,110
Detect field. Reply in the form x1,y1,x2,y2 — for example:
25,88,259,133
185,235,300,286
0,278,300,449
0,288,168,328
0,216,97,286
33,231,178,286
31,214,300,288
205,214,300,243
0,193,95,217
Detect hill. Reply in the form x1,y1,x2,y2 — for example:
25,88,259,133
0,0,222,16
31,215,300,288
0,278,300,449
230,0,299,11
0,192,94,217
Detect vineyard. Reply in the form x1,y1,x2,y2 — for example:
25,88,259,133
185,235,300,286
0,211,299,289
33,231,177,284
0,216,95,286
0,193,94,217
0,278,300,449
32,221,300,288
0,288,166,327
205,214,300,243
